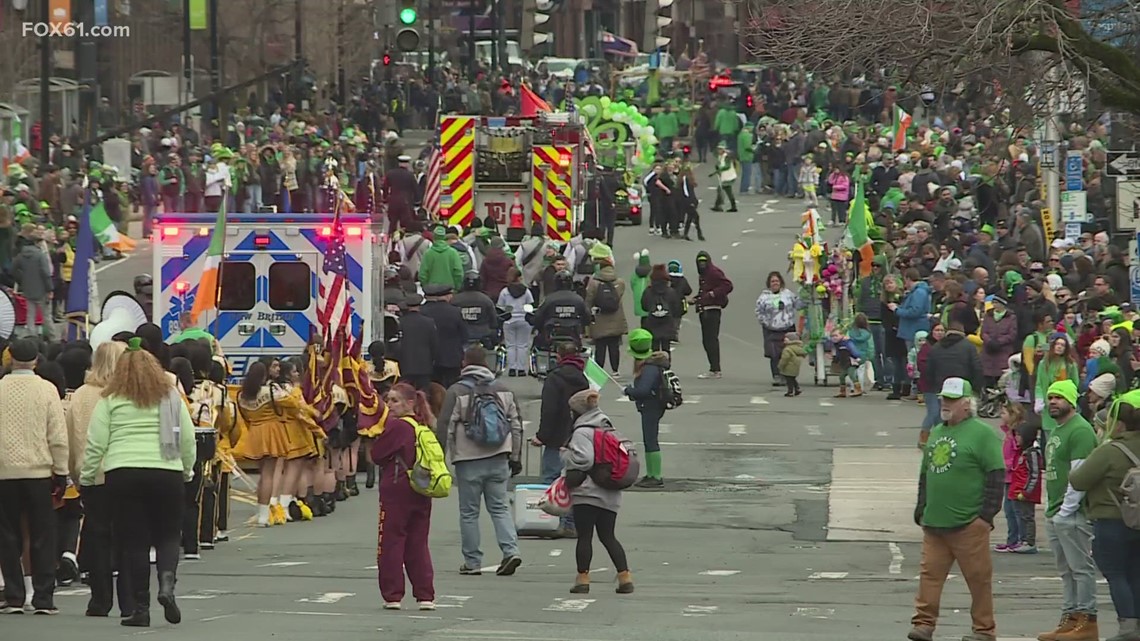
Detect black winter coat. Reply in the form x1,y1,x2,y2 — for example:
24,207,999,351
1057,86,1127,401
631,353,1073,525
926,332,983,393
397,311,438,376
421,300,468,368
537,358,589,447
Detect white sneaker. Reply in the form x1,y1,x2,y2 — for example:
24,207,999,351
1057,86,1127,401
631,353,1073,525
418,601,436,611
384,602,402,610
697,371,722,379
184,553,201,561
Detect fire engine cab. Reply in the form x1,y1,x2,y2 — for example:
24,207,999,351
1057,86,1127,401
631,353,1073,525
437,112,588,244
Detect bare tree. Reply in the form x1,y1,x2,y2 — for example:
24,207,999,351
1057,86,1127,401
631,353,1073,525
741,0,1140,121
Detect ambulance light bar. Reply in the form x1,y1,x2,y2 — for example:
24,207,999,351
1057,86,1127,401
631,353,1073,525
253,235,272,247
317,226,364,237
162,227,179,238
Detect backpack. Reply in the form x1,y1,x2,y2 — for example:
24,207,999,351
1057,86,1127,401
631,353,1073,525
1108,441,1140,530
660,368,683,410
189,380,217,429
458,380,510,447
575,244,595,276
594,281,620,314
586,423,640,490
404,418,453,498
649,290,671,318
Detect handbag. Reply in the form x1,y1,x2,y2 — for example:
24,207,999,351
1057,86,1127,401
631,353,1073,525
719,165,737,184
537,476,572,517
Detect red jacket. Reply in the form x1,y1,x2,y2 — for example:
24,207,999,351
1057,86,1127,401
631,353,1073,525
1008,446,1043,503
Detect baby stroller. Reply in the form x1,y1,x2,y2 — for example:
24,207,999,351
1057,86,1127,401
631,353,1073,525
527,319,587,380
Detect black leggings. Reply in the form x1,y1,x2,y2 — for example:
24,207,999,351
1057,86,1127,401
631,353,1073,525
106,469,184,609
593,335,621,372
573,504,629,574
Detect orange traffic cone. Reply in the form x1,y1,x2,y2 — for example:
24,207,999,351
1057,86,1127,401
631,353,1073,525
509,193,524,230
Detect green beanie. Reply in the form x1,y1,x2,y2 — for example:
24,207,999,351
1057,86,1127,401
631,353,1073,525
1046,380,1078,408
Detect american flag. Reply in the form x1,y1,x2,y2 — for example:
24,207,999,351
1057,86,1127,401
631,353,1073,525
317,209,352,345
423,144,442,220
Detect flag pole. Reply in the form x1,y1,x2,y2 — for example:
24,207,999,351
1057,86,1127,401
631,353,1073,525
210,188,227,338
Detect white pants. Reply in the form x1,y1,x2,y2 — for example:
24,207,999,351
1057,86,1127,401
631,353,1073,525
503,319,531,371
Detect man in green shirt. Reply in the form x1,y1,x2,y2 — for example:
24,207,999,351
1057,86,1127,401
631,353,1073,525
651,105,680,156
713,101,741,152
910,377,1003,641
1039,379,1101,641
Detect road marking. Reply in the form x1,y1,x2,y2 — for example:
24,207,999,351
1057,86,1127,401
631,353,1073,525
93,256,132,274
794,607,835,618
523,421,532,428
728,424,747,436
365,565,378,570
236,532,258,540
543,598,595,612
819,400,835,407
683,605,718,617
659,423,672,434
201,614,235,622
614,396,631,402
699,570,740,576
888,542,904,574
549,549,562,557
804,425,821,436
257,610,349,616
1029,576,1109,585
436,595,473,608
593,567,609,573
720,255,729,261
808,572,848,579
731,241,741,247
747,218,755,223
258,561,309,568
750,396,769,405
298,592,355,604
876,431,890,437
741,228,755,233
54,587,91,596
687,395,702,404
734,474,755,480
660,441,790,447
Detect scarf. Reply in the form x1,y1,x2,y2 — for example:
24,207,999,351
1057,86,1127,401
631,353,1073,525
158,388,183,461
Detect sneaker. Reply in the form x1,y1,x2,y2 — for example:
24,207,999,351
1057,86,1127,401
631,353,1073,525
634,476,664,488
418,601,436,611
697,371,722,379
200,541,215,550
33,607,59,615
183,553,201,561
214,531,229,543
1,604,24,615
383,602,402,610
57,553,79,586
1011,542,1038,554
458,564,482,575
992,543,1013,552
496,556,522,576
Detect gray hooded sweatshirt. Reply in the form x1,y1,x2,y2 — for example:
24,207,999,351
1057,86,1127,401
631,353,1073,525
562,407,624,513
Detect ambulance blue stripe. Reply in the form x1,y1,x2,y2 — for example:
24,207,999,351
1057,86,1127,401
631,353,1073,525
160,236,210,286
214,311,244,341
279,313,315,346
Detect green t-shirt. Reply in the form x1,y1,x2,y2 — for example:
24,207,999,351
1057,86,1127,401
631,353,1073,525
920,417,1005,528
1044,413,1098,517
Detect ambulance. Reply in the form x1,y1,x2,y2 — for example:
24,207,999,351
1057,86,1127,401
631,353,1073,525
153,212,380,378
437,111,588,244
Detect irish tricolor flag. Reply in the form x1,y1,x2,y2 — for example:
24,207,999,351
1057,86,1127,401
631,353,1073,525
90,201,137,252
891,105,912,152
584,358,609,392
189,199,227,325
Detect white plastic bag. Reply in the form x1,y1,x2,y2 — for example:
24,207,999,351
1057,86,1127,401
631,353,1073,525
857,361,875,389
537,476,572,517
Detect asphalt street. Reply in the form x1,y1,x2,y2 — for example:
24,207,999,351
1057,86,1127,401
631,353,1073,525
14,159,1073,641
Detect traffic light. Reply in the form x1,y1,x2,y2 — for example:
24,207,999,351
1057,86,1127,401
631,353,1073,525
645,0,672,51
682,145,691,156
382,53,392,66
746,94,754,109
395,0,420,52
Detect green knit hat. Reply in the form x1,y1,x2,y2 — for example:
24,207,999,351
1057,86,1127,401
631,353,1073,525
636,249,650,266
1046,380,1078,408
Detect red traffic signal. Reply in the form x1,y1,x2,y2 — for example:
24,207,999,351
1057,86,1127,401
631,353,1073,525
682,145,691,155
382,53,392,66
746,94,754,109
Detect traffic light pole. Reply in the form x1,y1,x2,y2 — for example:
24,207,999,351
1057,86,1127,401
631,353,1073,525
468,0,477,81
427,0,436,82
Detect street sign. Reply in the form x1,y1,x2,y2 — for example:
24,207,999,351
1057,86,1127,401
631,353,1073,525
1065,222,1082,239
1040,141,1057,168
1061,190,1088,222
1065,150,1084,191
1041,207,1055,241
1117,179,1140,230
1132,232,1140,304
1108,151,1140,176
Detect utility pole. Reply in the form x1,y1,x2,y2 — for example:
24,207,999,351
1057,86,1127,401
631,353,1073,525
489,0,497,72
208,0,222,135
427,0,436,82
1043,63,1061,241
336,0,346,105
182,0,193,108
39,0,52,164
468,0,477,81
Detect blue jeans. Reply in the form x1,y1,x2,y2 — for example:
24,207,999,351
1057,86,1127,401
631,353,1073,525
739,161,754,194
244,184,262,213
541,446,574,530
1002,483,1022,546
785,161,802,196
921,393,940,432
869,323,888,385
1092,518,1140,619
1046,512,1098,614
454,456,519,568
772,167,787,195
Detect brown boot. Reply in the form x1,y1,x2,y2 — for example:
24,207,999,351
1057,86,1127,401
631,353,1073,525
1039,613,1077,641
569,572,590,594
834,387,848,398
1056,613,1098,641
616,571,634,594
851,383,863,397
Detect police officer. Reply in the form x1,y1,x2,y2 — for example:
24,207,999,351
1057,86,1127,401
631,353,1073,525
421,283,468,388
532,270,592,347
451,271,499,348
396,294,438,391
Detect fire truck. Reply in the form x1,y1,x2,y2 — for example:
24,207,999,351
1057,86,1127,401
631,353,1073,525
437,112,588,243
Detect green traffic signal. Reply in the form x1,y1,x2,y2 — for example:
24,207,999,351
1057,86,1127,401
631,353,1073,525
399,7,417,24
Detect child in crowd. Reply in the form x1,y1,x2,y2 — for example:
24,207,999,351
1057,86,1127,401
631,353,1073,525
778,332,807,397
908,330,927,403
798,154,820,207
915,323,944,447
1004,416,1043,554
849,314,875,396
830,329,862,398
994,403,1027,552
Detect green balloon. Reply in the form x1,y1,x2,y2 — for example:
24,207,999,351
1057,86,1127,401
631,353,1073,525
600,96,611,109
602,108,612,120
